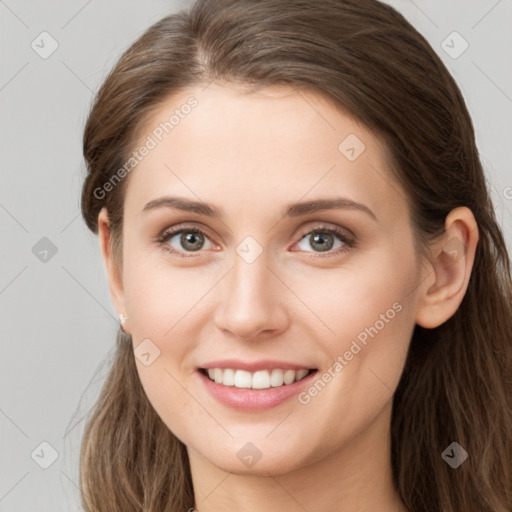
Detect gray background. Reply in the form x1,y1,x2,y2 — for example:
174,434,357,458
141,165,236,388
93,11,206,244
0,1,511,510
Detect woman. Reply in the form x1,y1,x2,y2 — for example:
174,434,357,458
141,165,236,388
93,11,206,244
78,0,512,510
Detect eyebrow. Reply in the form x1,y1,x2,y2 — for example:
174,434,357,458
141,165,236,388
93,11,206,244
142,196,377,221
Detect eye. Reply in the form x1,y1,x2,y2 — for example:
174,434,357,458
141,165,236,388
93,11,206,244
158,226,217,257
157,223,356,259
292,225,356,257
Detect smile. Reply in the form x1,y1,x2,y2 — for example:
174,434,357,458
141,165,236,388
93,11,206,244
197,367,319,411
200,368,315,389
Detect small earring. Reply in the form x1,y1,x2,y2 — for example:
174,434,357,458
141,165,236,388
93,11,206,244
119,313,127,325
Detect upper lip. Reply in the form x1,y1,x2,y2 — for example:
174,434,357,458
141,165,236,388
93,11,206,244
198,359,316,372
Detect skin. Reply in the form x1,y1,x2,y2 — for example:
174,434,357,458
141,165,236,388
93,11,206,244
98,82,478,512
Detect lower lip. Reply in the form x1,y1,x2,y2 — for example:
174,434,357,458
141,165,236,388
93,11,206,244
197,370,318,411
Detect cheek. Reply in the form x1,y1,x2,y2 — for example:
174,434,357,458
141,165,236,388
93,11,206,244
336,252,416,388
123,252,210,338
134,360,203,452
122,254,216,410
293,248,415,348
289,255,416,447
125,262,205,438
292,244,418,417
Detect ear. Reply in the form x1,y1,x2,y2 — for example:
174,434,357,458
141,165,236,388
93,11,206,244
98,207,130,334
415,206,479,329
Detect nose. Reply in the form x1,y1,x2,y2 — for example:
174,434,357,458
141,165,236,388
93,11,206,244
213,249,289,341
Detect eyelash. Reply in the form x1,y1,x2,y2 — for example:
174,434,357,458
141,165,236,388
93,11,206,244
157,224,356,259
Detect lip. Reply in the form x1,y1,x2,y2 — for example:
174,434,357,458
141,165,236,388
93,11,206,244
198,359,314,372
196,368,318,411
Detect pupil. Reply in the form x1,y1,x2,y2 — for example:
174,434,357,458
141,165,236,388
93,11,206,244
182,231,203,251
312,233,333,252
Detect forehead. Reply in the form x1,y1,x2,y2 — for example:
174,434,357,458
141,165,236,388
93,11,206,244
124,82,407,225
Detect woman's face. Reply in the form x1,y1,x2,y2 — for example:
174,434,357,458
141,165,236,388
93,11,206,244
109,82,424,475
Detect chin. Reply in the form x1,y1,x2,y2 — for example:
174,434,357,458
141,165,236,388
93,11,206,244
189,436,315,477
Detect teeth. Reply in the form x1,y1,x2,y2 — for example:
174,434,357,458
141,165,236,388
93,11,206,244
270,369,284,387
204,368,311,389
234,369,252,388
283,369,296,385
252,370,269,389
296,369,309,381
222,368,235,386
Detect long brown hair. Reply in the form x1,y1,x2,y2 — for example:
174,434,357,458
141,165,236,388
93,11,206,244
78,0,512,510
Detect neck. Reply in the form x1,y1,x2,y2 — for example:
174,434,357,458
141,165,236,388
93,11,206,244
187,401,408,512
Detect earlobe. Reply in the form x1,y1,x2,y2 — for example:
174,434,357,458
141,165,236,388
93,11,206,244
415,207,479,329
98,207,129,333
